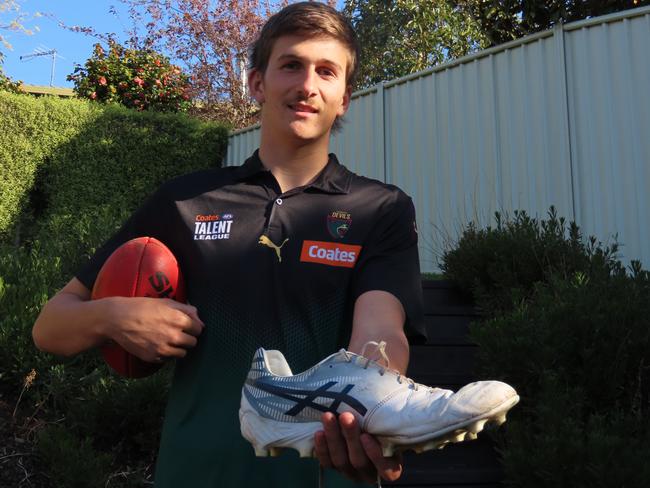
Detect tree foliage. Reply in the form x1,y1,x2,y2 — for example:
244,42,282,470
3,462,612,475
116,0,289,128
68,41,191,112
343,0,489,89
66,1,341,128
0,0,39,61
456,0,650,47
344,0,649,89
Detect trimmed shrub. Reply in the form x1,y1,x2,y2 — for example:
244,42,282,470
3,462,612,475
0,91,226,245
442,209,650,487
0,90,228,487
0,92,89,238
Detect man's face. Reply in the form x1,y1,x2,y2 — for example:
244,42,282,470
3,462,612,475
249,34,352,145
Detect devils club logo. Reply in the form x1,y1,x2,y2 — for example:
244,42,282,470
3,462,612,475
327,211,352,239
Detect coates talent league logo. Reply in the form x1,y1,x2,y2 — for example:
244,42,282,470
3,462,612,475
327,211,352,239
193,213,234,240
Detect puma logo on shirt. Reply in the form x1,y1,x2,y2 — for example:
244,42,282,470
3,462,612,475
259,235,289,262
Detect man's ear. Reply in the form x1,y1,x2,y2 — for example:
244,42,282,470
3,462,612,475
248,68,265,104
337,86,352,117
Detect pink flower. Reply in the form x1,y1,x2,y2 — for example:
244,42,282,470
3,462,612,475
90,92,97,100
133,76,144,86
98,76,107,86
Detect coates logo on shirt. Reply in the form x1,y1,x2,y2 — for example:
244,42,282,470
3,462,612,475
300,241,362,268
193,213,234,240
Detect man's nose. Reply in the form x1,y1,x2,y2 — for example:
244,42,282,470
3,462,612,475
297,67,318,97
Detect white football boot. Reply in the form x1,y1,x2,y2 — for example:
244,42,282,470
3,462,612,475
239,341,519,458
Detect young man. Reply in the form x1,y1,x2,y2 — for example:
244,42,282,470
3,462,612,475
33,3,425,486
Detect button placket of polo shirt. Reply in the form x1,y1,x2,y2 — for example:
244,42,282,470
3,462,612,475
262,190,302,247
259,194,296,264
263,196,286,243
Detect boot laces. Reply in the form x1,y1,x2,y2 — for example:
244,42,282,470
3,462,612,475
343,340,418,391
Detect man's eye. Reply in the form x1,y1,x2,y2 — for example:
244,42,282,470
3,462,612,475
283,62,300,70
319,68,335,77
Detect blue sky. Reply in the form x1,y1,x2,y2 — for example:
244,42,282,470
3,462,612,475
1,1,346,88
2,1,135,87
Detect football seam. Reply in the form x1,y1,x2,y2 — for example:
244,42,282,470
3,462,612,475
128,237,152,376
132,236,151,298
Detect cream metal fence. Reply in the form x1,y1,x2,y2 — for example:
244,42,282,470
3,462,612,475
226,6,650,272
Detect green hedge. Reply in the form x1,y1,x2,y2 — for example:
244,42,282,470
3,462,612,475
0,91,228,487
442,208,650,487
1,90,226,245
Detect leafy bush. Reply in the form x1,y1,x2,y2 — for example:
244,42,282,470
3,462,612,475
37,425,114,488
0,66,21,93
442,209,650,487
68,41,191,112
0,90,228,486
441,207,616,312
0,92,88,237
0,91,226,242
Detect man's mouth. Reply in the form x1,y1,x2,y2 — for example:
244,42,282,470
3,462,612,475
289,103,318,114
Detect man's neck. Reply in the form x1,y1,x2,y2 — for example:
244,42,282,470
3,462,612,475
258,138,331,193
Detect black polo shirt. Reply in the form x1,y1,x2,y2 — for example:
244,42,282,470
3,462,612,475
77,150,425,488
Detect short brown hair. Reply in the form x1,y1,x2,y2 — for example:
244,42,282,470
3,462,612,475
249,2,360,88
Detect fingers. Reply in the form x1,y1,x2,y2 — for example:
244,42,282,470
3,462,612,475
315,412,403,484
167,300,205,335
322,413,352,470
169,329,198,349
314,430,332,468
320,413,361,481
157,302,204,357
158,345,191,360
115,298,205,361
339,414,375,476
360,434,403,482
316,413,375,483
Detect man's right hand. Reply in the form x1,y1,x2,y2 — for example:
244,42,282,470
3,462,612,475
104,296,204,362
33,277,204,359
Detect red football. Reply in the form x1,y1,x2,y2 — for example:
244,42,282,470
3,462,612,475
91,237,186,378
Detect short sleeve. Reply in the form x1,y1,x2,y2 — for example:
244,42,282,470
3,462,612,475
351,192,426,344
76,187,171,291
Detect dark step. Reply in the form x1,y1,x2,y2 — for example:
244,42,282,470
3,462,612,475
399,282,505,487
387,437,503,486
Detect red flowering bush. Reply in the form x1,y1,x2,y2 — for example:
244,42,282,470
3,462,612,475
68,41,191,112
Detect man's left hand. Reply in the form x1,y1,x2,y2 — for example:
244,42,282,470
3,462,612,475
314,411,403,484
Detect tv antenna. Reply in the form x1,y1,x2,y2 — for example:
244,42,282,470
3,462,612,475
20,47,65,86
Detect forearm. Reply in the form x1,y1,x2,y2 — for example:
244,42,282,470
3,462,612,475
348,327,409,375
348,290,409,374
33,292,112,357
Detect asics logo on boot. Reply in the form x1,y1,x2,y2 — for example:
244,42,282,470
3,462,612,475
247,379,368,417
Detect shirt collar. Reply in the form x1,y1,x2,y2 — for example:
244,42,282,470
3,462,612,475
235,150,351,195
